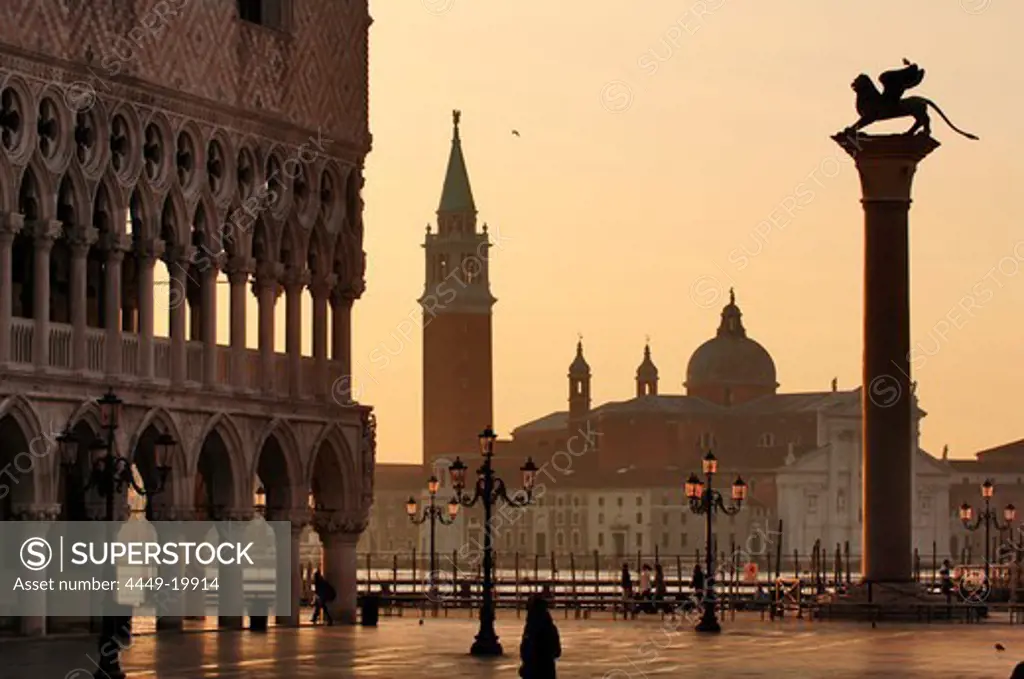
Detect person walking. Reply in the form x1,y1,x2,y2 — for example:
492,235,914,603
654,563,669,613
940,558,953,602
519,595,561,679
311,570,335,625
691,563,705,609
620,563,633,618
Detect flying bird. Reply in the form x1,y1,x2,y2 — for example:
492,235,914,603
511,129,520,137
996,643,1006,652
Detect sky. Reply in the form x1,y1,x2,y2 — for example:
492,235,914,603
162,0,1024,465
352,0,1024,465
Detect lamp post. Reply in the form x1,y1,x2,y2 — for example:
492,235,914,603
684,451,746,633
449,426,538,656
406,476,459,592
959,479,1016,585
58,388,175,679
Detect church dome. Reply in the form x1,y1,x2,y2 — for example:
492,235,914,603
568,339,590,377
685,290,777,394
636,343,658,381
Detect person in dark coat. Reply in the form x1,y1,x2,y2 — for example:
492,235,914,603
519,595,561,679
620,563,633,617
654,563,669,613
691,564,705,606
311,570,335,625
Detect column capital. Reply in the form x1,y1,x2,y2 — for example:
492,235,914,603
310,273,338,299
225,256,255,284
164,243,196,266
269,507,312,530
311,509,368,538
330,285,360,307
281,267,311,295
99,231,132,255
252,261,284,298
29,219,63,245
136,237,166,262
10,503,62,521
67,225,99,254
0,212,25,239
831,132,940,203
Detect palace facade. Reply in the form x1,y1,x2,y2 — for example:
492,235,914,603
0,0,376,634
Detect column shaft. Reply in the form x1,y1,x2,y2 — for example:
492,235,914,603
105,248,124,376
257,281,276,395
32,224,58,369
286,284,302,398
0,217,20,364
312,291,328,399
169,261,187,385
322,533,359,624
201,267,218,387
138,254,156,379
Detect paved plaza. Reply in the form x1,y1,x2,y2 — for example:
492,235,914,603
2,615,1021,678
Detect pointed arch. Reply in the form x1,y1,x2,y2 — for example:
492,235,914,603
190,190,221,253
57,158,92,227
0,154,15,213
278,217,309,270
94,171,129,234
159,186,188,248
67,398,103,435
252,418,304,501
129,407,184,462
251,214,280,266
307,422,358,511
128,185,158,244
0,394,45,447
18,158,56,221
191,411,247,478
306,219,333,278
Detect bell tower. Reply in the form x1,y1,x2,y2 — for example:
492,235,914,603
420,110,497,462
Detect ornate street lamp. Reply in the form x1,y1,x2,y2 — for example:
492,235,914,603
960,479,1017,584
685,451,746,633
406,476,459,593
449,426,537,656
254,485,267,516
59,388,175,679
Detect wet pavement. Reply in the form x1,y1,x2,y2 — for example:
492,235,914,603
2,614,1020,678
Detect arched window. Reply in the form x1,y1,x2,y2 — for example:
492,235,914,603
759,433,775,448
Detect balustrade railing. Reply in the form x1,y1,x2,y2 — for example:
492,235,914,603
4,321,349,405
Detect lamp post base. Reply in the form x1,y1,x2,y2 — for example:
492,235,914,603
694,608,722,634
470,631,504,656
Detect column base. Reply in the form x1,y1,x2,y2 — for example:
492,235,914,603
470,633,503,657
694,607,722,633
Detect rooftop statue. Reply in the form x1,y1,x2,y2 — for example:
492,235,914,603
842,59,978,140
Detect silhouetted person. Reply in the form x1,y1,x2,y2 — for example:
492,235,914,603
519,595,561,679
691,564,705,604
1011,661,1024,679
311,570,335,625
620,563,633,617
940,559,953,602
654,563,668,613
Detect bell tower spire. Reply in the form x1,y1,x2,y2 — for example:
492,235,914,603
421,110,497,462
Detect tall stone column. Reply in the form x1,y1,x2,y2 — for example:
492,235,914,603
833,132,939,584
225,257,251,390
311,274,336,400
200,259,221,388
273,515,306,627
0,213,24,366
330,289,354,399
68,229,96,372
31,220,62,369
136,239,163,380
253,262,281,396
282,268,308,399
104,234,129,377
320,531,360,624
167,246,192,386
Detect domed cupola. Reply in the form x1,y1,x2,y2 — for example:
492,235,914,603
685,289,777,405
636,340,658,397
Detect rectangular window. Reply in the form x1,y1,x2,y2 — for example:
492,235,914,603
636,513,643,524
636,497,643,506
807,495,818,513
636,534,643,548
598,513,604,525
681,533,688,547
237,0,289,30
598,533,604,547
661,533,668,547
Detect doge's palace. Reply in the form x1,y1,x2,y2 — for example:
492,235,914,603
0,0,375,634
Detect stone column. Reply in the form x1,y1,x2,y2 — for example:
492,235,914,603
833,132,939,584
311,274,336,400
274,515,306,627
200,258,221,388
166,246,192,386
253,262,281,396
0,213,24,365
31,220,62,369
136,239,163,380
103,234,129,377
150,514,186,632
330,288,354,400
225,257,252,391
282,268,309,399
68,228,96,372
320,530,360,624
11,503,62,636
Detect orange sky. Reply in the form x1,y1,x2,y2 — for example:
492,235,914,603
158,1,1024,465
354,0,1024,464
